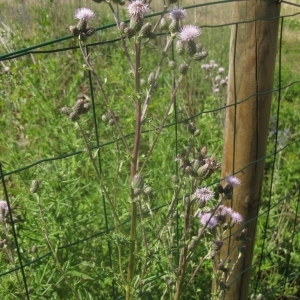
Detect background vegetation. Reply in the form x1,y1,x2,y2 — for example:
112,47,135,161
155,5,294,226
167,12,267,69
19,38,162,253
0,0,299,299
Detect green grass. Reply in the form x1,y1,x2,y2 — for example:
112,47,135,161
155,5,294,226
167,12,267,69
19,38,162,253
0,1,300,299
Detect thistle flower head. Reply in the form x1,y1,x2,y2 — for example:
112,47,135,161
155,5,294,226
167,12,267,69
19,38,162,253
0,200,8,222
229,211,243,224
127,0,149,17
74,8,95,21
216,205,243,224
194,187,214,204
199,212,218,229
218,67,225,74
225,175,241,187
169,8,186,21
179,25,201,41
0,200,8,211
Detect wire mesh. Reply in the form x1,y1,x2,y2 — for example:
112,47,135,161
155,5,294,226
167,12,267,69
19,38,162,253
0,1,300,299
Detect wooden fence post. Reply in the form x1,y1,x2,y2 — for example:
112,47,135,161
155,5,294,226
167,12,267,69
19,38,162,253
213,1,281,299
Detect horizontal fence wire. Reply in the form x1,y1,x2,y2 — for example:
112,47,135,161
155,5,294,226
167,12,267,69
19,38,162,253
0,1,300,299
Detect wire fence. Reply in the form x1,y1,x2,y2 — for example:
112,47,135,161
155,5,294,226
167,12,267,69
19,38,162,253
0,1,300,299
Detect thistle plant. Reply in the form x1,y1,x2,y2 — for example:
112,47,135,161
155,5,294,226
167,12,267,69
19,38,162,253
57,1,246,299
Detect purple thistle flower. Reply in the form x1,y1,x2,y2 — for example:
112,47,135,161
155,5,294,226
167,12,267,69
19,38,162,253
0,200,8,222
179,25,201,41
199,212,218,229
194,187,214,203
0,200,8,211
169,8,186,21
74,8,95,21
225,175,241,187
216,205,229,217
229,211,243,224
216,205,243,224
128,0,149,17
201,64,210,70
218,67,225,74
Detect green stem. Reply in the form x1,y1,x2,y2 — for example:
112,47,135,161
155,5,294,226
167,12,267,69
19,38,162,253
126,40,142,300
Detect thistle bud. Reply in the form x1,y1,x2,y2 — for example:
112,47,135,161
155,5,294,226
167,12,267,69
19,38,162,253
193,51,209,61
86,28,96,37
196,43,202,52
72,98,85,115
194,129,200,137
191,159,201,171
200,146,207,156
212,240,223,251
143,186,153,197
179,63,189,75
69,111,80,121
176,40,185,55
77,20,88,32
140,22,152,38
197,163,210,178
101,114,108,122
186,40,197,56
130,15,144,31
108,119,116,126
133,188,143,197
60,106,73,115
70,25,80,37
79,32,87,42
188,122,197,134
31,245,38,253
30,180,40,193
131,174,144,189
82,102,90,113
124,27,136,38
224,184,233,199
216,184,224,193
